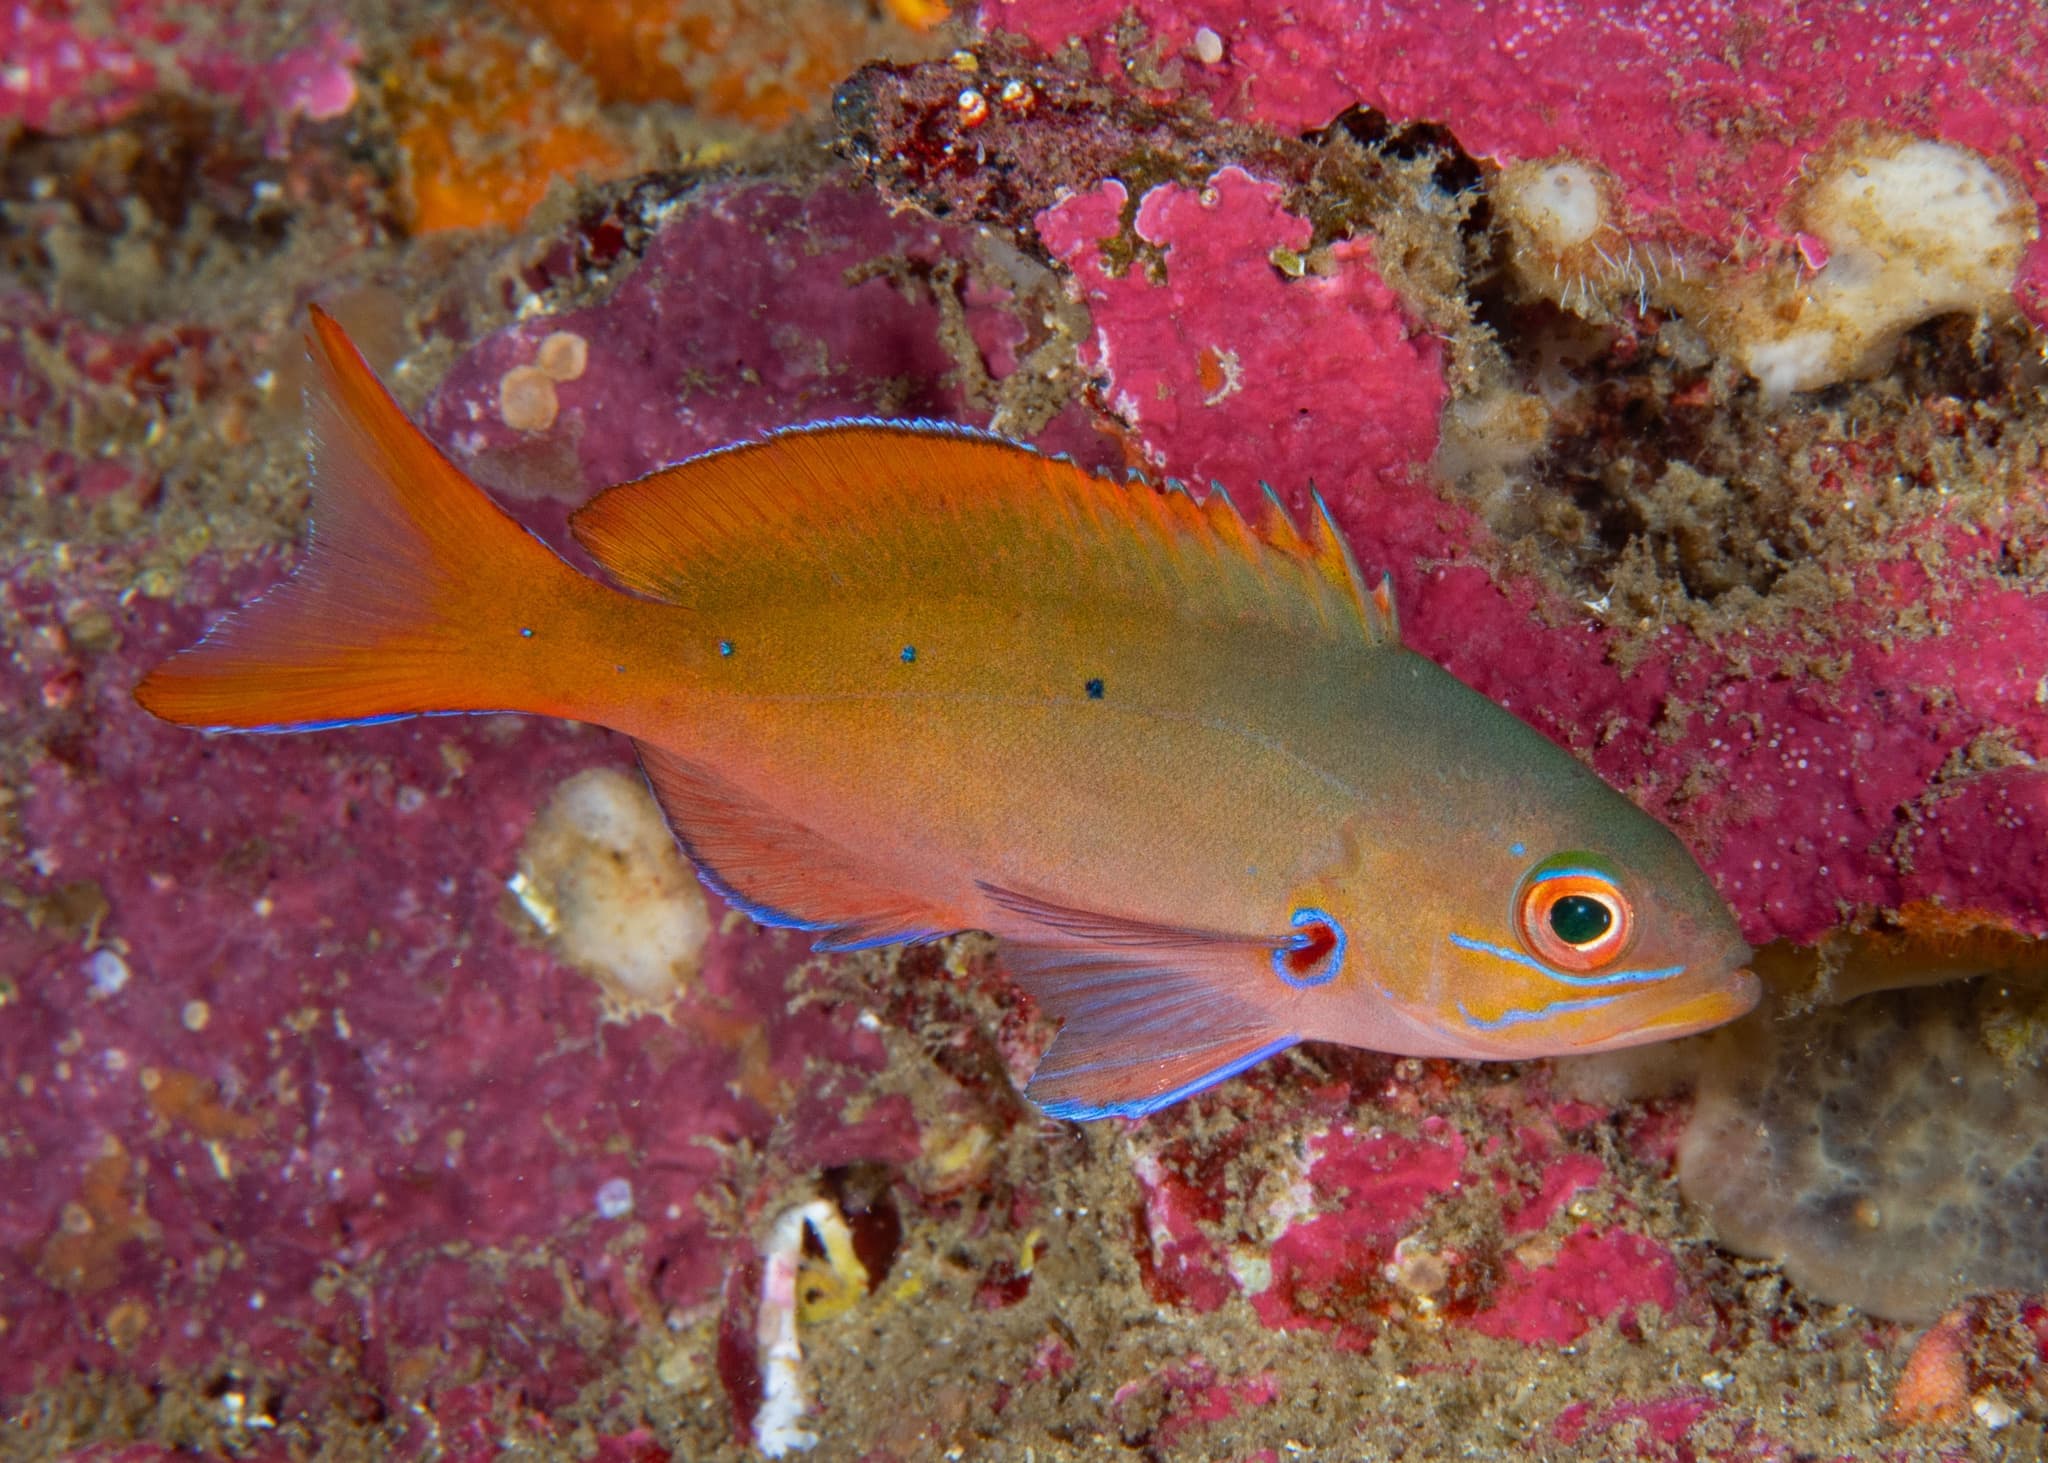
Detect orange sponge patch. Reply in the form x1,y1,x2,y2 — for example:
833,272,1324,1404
498,0,910,127
390,23,631,234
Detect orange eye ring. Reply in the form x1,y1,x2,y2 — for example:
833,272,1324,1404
1514,860,1634,972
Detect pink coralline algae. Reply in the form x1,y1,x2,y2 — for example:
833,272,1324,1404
986,0,2048,325
1109,1360,1282,1452
1,2,359,147
1247,1123,1467,1350
1129,1063,1696,1353
420,180,1106,503
1465,1228,1682,1347
1035,167,1445,491
1545,1391,1798,1463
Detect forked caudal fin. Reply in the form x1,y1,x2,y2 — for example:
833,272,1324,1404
136,307,621,732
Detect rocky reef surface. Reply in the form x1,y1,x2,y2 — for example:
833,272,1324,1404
4,1,2047,1459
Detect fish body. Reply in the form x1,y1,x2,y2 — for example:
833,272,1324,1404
139,310,1757,1118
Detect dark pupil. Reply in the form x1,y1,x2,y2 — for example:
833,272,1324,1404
1550,894,1612,946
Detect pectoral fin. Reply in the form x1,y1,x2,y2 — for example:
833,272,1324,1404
1023,996,1298,1120
981,882,1298,1120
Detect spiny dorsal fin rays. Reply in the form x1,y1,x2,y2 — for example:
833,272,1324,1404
1255,481,1311,560
567,420,1399,648
1258,478,1394,646
1198,484,1268,595
1370,574,1400,639
1307,482,1398,646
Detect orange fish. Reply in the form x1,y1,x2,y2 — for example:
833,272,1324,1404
138,309,1758,1119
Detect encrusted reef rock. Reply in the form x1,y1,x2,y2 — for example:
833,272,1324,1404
5,1,2048,1460
982,0,2048,350
1678,976,2048,1324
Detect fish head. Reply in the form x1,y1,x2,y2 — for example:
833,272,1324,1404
1292,663,1758,1060
1407,835,1760,1060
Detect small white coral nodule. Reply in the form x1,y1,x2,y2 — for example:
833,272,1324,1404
1727,134,2037,396
509,766,710,1016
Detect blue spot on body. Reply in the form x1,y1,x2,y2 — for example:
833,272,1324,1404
519,627,534,639
901,645,917,664
718,640,735,658
1510,842,1526,857
1085,678,1105,699
1272,907,1346,989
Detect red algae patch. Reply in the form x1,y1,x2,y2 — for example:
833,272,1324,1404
1464,1227,1682,1347
1246,1123,1468,1349
1035,165,1447,498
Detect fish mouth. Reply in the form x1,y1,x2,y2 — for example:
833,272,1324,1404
1566,966,1761,1051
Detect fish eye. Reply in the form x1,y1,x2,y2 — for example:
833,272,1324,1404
1515,857,1633,972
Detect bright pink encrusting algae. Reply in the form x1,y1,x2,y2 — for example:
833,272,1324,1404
984,0,2048,326
1,1,360,147
1033,168,1446,491
1129,1063,1699,1352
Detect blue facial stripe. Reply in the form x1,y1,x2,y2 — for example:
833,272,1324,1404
1446,932,1684,988
1038,1036,1299,1121
1270,907,1346,989
1456,994,1620,1031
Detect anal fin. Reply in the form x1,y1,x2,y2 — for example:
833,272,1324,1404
637,742,941,951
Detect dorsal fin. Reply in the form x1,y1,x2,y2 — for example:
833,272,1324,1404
568,421,1399,647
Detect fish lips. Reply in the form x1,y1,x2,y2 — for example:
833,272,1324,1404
1567,962,1762,1052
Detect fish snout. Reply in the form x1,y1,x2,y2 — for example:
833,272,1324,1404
1572,964,1760,1051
